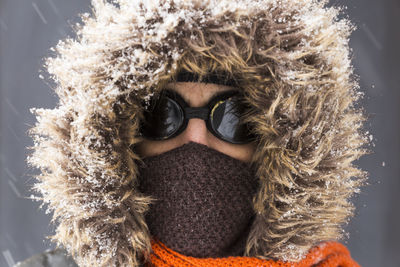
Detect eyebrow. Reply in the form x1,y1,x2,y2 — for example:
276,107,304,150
174,70,239,87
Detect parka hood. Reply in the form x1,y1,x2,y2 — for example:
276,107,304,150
28,0,371,266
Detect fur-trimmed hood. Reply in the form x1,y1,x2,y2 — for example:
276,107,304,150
27,0,371,266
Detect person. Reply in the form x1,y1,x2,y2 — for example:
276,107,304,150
16,0,371,266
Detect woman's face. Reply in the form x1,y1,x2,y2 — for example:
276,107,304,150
134,82,256,163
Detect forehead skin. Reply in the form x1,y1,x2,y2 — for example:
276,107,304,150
164,82,239,107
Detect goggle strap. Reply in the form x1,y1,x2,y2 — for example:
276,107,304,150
184,107,209,121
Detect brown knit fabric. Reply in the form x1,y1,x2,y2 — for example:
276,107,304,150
137,142,259,258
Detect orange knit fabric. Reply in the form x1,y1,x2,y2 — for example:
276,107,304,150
145,238,360,267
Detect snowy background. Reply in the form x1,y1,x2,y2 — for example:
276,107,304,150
0,0,399,266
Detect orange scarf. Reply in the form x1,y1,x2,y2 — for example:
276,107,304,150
146,238,360,267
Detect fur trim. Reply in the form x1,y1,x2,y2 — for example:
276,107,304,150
27,0,371,266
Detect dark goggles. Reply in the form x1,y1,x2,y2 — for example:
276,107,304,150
139,89,256,144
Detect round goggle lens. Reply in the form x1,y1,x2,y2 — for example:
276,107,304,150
140,96,183,140
211,96,254,144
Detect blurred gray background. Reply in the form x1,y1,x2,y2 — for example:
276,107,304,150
0,0,399,266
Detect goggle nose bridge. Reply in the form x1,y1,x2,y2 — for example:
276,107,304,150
184,106,210,121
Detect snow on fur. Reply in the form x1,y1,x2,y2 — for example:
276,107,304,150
27,0,371,266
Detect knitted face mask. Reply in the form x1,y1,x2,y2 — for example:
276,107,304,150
137,142,259,258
